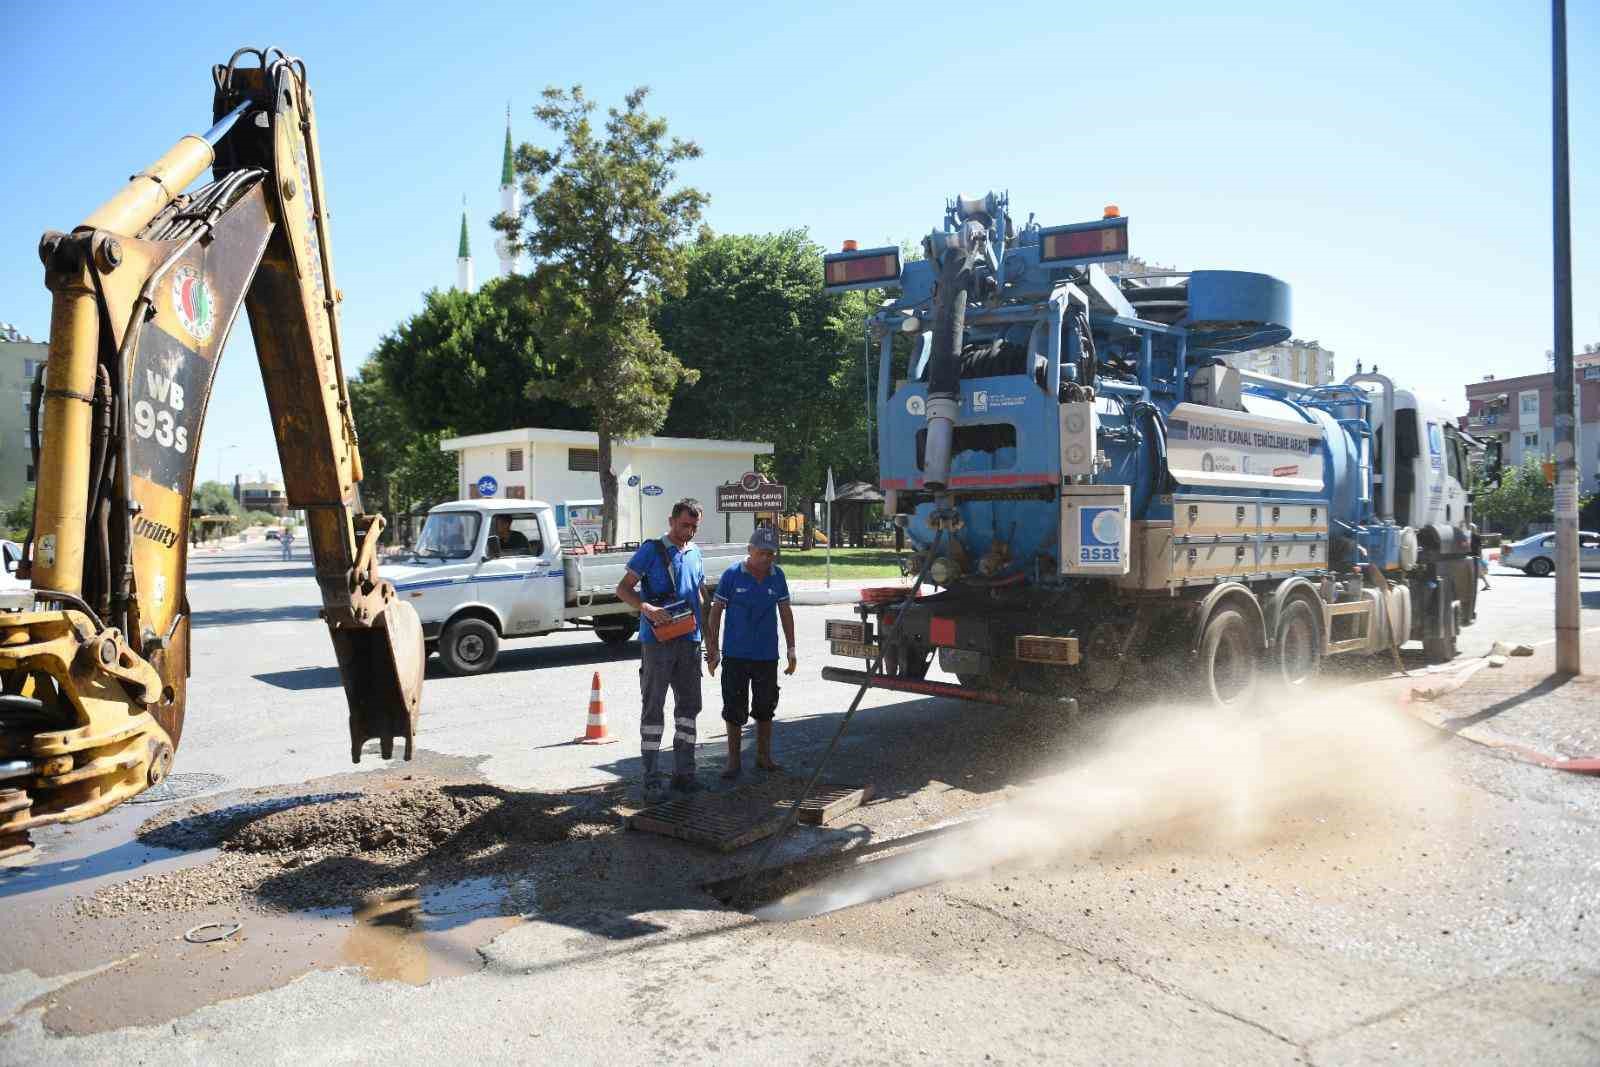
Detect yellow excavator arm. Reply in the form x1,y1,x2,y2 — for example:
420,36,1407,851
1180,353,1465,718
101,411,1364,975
0,49,424,859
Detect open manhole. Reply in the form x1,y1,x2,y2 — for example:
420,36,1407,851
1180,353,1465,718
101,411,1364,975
127,772,228,804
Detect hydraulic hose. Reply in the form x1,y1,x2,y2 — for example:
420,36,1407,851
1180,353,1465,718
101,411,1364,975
924,253,973,490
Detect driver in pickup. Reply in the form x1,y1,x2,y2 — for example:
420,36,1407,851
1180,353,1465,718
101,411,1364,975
490,514,530,556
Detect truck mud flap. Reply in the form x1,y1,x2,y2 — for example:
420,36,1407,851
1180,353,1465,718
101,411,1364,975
330,598,425,762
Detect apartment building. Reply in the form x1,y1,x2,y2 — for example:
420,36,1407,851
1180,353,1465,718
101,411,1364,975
0,323,46,507
1463,350,1600,490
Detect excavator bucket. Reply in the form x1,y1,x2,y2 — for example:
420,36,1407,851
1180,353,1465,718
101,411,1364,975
330,597,425,763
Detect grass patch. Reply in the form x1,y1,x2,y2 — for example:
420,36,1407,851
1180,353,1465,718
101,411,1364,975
773,546,906,580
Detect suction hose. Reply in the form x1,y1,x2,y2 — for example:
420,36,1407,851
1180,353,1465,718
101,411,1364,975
923,252,974,491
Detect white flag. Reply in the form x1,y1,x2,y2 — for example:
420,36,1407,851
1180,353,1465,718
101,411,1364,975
825,467,836,503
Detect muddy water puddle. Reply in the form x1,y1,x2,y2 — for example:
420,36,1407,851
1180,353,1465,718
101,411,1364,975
16,876,532,1036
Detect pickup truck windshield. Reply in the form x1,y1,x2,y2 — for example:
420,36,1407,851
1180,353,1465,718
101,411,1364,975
415,512,482,559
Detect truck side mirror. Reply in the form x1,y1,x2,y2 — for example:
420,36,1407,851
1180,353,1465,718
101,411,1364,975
485,534,501,560
1482,441,1504,488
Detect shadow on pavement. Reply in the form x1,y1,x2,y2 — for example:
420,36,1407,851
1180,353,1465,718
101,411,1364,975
192,603,322,628
254,665,344,691
186,565,317,582
425,639,642,680
1441,673,1574,732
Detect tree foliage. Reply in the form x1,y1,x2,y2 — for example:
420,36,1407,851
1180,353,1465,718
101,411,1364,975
1474,457,1553,537
350,374,459,541
656,230,875,504
3,487,34,541
192,481,240,517
366,276,583,437
494,85,704,542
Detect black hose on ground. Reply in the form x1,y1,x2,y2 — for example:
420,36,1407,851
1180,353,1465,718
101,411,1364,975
732,531,947,906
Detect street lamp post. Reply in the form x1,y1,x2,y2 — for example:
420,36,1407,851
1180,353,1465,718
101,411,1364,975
1551,0,1580,674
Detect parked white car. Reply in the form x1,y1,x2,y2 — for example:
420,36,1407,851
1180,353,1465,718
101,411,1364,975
1498,530,1600,576
388,499,744,676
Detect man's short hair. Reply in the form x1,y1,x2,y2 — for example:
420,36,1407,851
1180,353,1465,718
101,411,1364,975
670,498,703,520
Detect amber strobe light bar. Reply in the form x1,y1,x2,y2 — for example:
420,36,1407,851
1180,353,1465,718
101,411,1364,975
823,244,902,293
1037,216,1129,267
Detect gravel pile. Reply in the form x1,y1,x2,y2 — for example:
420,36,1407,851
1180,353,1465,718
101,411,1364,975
79,776,623,918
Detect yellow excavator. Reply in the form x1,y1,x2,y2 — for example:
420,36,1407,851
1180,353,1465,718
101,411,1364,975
0,49,425,859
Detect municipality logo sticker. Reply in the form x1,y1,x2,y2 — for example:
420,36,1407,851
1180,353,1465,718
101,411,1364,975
172,266,215,343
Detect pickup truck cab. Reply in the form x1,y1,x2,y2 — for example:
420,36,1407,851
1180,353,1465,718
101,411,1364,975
387,499,744,676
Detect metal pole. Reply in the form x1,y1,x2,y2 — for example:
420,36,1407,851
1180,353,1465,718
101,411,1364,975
1552,0,1580,674
863,316,874,463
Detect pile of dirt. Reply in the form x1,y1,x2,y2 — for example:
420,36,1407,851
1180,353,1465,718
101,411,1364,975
79,777,623,918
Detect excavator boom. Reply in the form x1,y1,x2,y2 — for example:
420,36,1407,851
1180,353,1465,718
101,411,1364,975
0,49,424,859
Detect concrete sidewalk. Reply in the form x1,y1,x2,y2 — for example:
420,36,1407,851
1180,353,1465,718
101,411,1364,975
1400,628,1600,773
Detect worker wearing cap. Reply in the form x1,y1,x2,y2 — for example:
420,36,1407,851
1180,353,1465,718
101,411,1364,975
705,525,796,779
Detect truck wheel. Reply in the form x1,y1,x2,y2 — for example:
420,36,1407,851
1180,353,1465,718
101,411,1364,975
1273,598,1322,687
1526,556,1553,577
439,617,499,676
1199,608,1259,707
595,621,634,647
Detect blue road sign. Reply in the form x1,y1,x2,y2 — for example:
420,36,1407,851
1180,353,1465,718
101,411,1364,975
626,474,641,487
476,475,498,497
642,484,664,496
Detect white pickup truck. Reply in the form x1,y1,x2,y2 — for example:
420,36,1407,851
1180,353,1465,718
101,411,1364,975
387,499,744,676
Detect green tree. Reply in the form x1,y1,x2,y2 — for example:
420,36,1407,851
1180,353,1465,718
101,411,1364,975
1474,457,1554,537
495,86,704,543
192,481,240,517
350,374,459,543
4,487,35,539
367,276,583,437
657,231,875,529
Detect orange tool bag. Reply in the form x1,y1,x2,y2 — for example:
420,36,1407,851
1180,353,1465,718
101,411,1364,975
645,538,697,642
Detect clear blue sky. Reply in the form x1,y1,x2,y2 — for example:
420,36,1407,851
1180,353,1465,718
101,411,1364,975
3,1,1595,485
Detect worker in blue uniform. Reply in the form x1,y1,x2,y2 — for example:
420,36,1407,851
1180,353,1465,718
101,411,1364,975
705,525,796,779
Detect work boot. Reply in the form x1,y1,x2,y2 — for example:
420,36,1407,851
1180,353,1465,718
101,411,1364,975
670,774,704,795
640,773,669,806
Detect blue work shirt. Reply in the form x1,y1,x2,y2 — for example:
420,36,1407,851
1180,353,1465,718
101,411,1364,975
713,562,790,661
626,538,705,643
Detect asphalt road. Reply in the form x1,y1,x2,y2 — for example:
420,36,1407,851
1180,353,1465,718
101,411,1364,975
1,541,1596,1063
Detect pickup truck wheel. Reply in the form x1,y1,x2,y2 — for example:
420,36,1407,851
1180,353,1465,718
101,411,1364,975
595,622,634,647
439,618,499,676
1199,607,1259,707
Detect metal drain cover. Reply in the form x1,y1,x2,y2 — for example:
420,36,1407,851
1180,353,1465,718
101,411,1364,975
127,772,228,804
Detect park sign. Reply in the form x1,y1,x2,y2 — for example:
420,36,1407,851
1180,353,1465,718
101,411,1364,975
716,471,786,513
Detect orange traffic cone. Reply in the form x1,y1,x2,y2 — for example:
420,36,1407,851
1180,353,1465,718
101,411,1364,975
577,671,619,745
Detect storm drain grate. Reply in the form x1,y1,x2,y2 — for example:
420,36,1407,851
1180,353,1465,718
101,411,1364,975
630,796,788,852
127,772,228,804
796,784,873,826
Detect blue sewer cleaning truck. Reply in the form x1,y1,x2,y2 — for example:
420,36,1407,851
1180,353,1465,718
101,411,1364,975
820,194,1481,707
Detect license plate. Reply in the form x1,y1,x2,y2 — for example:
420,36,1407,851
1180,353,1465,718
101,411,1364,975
831,640,879,659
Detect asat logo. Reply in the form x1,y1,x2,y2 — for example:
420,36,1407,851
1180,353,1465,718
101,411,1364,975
171,266,215,343
973,390,989,413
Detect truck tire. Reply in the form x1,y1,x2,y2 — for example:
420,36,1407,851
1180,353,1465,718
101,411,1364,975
1198,607,1259,707
1273,598,1322,688
1526,556,1553,577
595,621,634,647
439,617,499,676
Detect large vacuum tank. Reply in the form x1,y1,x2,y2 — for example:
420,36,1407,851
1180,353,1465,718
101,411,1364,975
1239,393,1366,557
